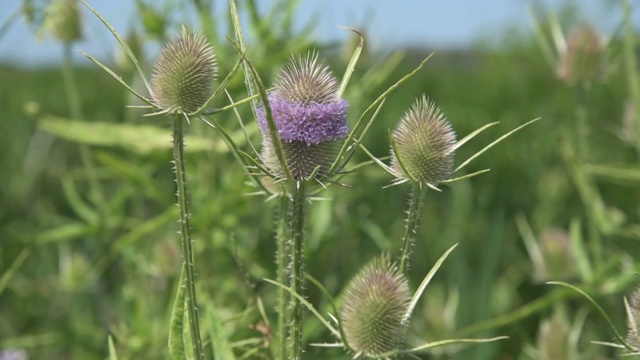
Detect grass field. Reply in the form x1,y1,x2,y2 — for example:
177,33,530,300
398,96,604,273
2,1,640,359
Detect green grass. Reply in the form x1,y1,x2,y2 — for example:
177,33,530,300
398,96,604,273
2,1,640,359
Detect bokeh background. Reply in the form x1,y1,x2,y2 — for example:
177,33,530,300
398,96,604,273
2,0,640,359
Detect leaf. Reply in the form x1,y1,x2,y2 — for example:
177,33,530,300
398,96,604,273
403,244,458,323
583,164,640,184
263,278,340,337
169,265,187,360
38,116,216,154
547,281,635,351
0,248,31,297
454,117,541,173
108,335,119,360
338,27,364,97
202,296,236,360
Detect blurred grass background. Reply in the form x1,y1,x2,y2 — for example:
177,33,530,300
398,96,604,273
2,0,640,359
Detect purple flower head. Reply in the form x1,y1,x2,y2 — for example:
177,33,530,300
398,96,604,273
257,52,349,145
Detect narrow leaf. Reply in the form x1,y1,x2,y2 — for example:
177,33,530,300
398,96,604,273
108,335,119,360
169,265,187,360
338,27,364,97
455,117,540,173
0,248,31,297
80,0,151,92
547,281,635,351
403,244,458,323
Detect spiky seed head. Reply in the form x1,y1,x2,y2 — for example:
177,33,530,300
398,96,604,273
626,288,640,349
261,137,341,181
557,24,605,84
42,0,83,43
275,52,341,105
257,51,349,180
150,28,217,115
257,52,349,145
341,255,411,357
391,96,456,186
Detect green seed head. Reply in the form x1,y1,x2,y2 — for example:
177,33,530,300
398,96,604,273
150,28,217,114
261,137,341,181
391,96,456,186
341,255,411,357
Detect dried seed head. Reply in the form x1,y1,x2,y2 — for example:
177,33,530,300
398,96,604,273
150,28,217,114
557,24,605,84
341,255,411,357
391,96,456,186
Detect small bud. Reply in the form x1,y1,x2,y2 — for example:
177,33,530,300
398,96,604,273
42,0,83,43
257,52,349,180
557,24,605,84
150,28,217,115
390,96,456,186
341,255,411,357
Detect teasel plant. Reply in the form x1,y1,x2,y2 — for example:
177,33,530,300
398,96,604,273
359,96,539,275
77,1,261,358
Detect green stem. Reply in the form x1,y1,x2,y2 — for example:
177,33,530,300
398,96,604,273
276,193,289,360
62,42,105,207
172,115,204,360
288,181,307,360
399,182,426,274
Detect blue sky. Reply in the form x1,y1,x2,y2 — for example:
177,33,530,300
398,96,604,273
0,0,633,67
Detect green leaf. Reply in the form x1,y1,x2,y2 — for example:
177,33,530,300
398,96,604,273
202,297,236,360
169,265,187,360
455,117,541,173
338,27,364,97
583,164,640,184
0,248,31,297
38,116,216,154
403,244,458,323
547,281,635,351
108,335,119,360
263,278,340,337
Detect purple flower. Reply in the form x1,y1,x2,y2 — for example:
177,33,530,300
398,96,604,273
257,52,349,145
258,52,350,180
257,94,349,144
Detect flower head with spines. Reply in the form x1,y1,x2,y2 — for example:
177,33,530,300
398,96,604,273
390,96,456,188
257,51,349,181
150,27,217,116
341,255,411,358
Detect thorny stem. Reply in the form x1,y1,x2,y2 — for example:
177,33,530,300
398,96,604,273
399,182,426,274
288,180,307,360
276,193,289,359
172,115,204,360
